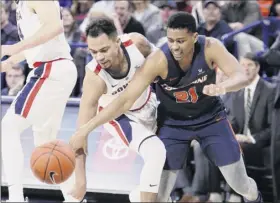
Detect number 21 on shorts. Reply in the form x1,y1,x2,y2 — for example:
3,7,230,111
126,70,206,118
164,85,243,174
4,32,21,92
173,87,198,103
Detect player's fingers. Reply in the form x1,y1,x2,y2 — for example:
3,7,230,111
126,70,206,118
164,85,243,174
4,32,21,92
202,85,209,95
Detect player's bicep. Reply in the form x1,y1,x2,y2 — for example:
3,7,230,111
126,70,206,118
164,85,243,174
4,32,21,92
28,1,62,29
206,38,244,77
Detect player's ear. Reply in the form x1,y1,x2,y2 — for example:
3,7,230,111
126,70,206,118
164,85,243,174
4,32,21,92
193,33,198,43
116,37,121,45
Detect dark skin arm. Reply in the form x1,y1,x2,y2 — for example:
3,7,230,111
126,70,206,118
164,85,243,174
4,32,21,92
203,37,253,96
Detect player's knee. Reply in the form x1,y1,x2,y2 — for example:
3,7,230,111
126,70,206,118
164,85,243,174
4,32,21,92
139,136,166,164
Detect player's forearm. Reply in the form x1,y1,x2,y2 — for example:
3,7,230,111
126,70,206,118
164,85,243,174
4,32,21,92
16,23,63,54
85,97,132,135
77,103,97,128
75,149,87,185
220,71,251,92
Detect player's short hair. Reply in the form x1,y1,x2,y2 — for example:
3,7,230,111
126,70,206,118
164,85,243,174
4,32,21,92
167,12,196,33
86,17,118,39
243,52,260,66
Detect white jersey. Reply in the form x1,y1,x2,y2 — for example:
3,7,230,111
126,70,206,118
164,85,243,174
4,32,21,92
16,0,72,68
86,34,152,112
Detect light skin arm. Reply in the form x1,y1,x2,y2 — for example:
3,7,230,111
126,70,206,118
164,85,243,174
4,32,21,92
128,32,155,57
1,52,26,72
70,69,106,200
82,50,167,136
8,1,64,55
204,37,252,94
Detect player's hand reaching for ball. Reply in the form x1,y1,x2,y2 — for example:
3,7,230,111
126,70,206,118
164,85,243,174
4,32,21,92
69,125,89,155
203,84,226,96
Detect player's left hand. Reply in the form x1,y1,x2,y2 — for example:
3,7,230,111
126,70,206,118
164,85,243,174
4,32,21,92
203,84,226,96
69,126,89,155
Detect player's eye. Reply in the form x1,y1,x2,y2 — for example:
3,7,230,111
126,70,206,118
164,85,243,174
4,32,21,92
168,39,174,43
100,49,108,53
177,40,185,44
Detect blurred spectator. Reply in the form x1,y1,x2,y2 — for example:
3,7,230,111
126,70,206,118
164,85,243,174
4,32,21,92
114,1,145,35
269,0,280,17
154,0,177,26
228,53,274,165
3,1,17,26
1,2,19,45
258,0,274,17
132,0,165,45
191,0,206,26
71,0,94,24
61,7,83,55
79,1,115,33
197,0,236,57
221,0,262,38
1,64,25,96
198,1,232,40
175,0,192,13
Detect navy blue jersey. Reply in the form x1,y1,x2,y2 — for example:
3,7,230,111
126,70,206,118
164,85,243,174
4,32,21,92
156,35,225,126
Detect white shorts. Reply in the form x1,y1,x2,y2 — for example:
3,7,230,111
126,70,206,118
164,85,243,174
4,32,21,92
100,92,158,153
8,58,77,133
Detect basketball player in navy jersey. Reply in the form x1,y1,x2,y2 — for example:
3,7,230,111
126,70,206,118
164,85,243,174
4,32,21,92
71,12,262,202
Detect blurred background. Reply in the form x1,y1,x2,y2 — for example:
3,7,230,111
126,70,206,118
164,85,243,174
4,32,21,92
1,0,280,202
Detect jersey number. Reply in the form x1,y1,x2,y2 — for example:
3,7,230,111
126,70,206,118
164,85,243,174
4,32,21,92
173,87,198,103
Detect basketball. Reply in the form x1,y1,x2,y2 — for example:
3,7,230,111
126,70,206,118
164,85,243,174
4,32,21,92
30,139,76,185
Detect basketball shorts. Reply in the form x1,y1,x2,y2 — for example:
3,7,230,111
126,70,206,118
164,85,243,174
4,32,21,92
8,58,77,132
100,92,158,153
158,117,241,170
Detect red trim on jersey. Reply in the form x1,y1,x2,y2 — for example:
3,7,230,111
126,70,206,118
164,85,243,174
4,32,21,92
94,64,102,74
123,39,133,47
131,87,152,112
33,58,66,68
22,62,52,118
98,106,129,146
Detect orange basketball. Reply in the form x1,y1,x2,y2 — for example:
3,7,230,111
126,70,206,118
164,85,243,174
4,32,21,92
30,139,76,184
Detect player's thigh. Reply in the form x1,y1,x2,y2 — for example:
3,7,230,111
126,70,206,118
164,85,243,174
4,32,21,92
199,119,241,167
32,97,68,147
158,125,191,170
14,60,75,126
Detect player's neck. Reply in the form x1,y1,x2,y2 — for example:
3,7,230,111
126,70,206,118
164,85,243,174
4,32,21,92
107,49,128,78
178,48,195,71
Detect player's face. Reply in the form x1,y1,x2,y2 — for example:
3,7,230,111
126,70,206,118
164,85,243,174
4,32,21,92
240,58,259,79
167,28,198,61
87,33,120,69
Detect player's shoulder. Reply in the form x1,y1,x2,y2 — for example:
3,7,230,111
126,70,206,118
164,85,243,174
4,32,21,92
204,37,222,49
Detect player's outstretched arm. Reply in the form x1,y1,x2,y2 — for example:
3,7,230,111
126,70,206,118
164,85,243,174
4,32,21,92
203,38,253,96
81,50,166,137
69,69,106,201
3,1,64,56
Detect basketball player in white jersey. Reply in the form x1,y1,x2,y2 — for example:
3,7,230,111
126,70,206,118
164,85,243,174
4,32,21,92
68,18,166,202
1,1,77,202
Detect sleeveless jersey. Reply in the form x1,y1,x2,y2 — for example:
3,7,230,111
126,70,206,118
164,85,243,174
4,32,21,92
16,0,72,68
156,35,225,126
86,34,152,111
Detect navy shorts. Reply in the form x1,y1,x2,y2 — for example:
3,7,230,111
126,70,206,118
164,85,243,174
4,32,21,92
158,118,241,170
